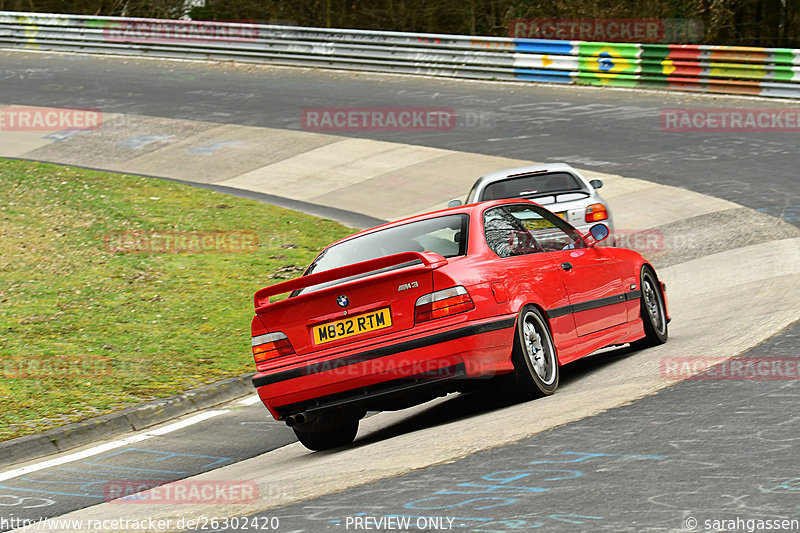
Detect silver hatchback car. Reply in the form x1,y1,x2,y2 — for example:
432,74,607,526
451,163,615,242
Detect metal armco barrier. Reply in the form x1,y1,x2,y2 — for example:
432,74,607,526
1,11,799,99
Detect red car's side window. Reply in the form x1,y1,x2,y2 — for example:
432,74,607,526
483,205,585,257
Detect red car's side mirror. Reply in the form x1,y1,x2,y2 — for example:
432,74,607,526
586,223,610,245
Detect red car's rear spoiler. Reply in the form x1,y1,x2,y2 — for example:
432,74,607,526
254,251,448,309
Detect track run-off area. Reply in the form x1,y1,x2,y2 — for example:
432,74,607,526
0,50,798,532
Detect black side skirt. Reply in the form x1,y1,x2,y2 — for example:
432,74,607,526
546,290,641,319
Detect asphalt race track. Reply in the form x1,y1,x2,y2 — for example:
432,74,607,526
0,51,798,533
0,52,798,226
237,321,800,533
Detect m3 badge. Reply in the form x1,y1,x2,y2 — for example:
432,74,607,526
397,281,419,292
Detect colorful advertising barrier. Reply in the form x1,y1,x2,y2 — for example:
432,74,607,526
0,11,798,99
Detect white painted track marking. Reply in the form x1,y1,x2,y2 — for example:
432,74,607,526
0,410,228,482
237,395,262,406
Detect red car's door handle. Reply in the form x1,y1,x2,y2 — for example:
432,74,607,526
561,262,573,271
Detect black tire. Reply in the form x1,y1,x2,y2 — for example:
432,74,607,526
505,305,559,400
631,266,668,349
293,419,359,451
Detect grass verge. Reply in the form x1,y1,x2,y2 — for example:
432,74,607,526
0,158,353,441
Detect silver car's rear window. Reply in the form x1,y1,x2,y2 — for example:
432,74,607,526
481,172,584,200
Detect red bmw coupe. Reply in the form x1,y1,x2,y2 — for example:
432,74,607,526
250,199,668,450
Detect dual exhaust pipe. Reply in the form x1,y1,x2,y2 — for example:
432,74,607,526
285,412,314,427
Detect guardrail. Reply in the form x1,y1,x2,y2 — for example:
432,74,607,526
1,11,799,99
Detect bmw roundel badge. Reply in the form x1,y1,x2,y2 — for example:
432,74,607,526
336,295,350,308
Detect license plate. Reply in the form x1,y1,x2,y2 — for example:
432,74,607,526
523,218,556,230
312,308,392,345
556,211,567,220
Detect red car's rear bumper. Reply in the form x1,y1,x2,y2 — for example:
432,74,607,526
252,316,516,420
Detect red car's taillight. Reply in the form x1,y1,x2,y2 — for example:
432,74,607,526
415,286,474,323
252,332,295,364
585,203,609,223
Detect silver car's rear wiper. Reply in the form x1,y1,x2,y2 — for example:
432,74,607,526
518,189,589,200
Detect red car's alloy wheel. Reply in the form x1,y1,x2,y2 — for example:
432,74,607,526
632,266,668,349
522,311,557,386
507,306,559,399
